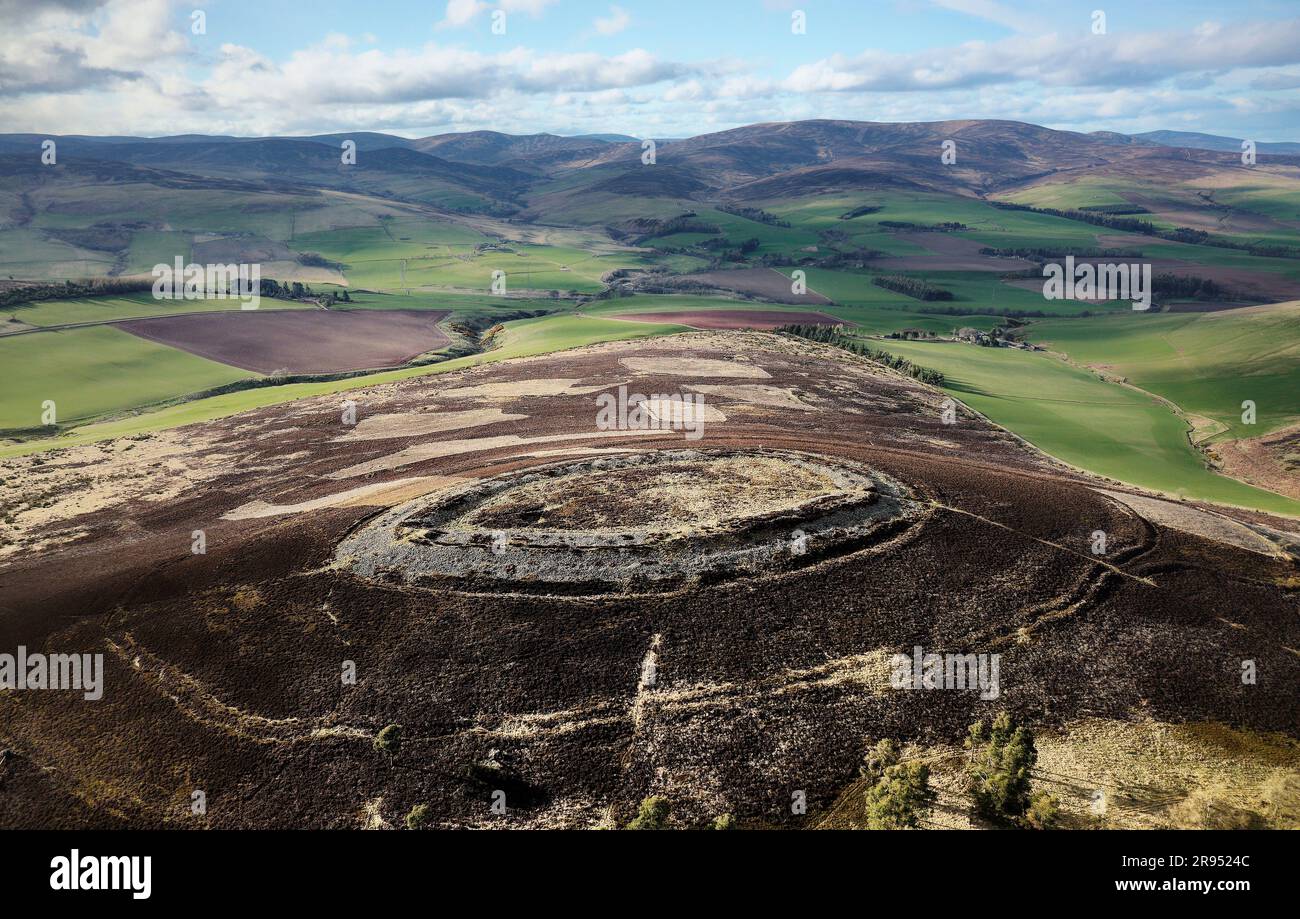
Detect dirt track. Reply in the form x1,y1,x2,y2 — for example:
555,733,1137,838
0,331,1296,829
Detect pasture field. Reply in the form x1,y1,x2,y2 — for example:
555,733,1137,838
772,266,1125,317
399,245,621,293
997,177,1136,211
123,230,193,275
1030,301,1300,441
289,220,642,293
0,325,252,432
290,222,486,266
765,191,1121,250
0,228,115,279
28,184,308,240
584,290,1004,335
1,293,315,328
582,293,804,317
873,337,1300,515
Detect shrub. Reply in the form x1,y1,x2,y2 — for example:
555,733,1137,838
405,803,431,830
1024,791,1061,830
711,814,737,830
861,738,900,782
373,724,403,757
627,796,670,830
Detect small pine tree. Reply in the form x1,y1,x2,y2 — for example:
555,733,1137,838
966,712,1038,823
863,762,936,829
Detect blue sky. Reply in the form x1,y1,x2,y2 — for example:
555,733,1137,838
3,0,1300,139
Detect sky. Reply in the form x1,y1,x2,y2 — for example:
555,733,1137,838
1,0,1299,140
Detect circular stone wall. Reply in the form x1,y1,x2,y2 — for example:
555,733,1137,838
336,449,919,595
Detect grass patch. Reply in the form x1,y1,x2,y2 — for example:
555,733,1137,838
876,337,1300,515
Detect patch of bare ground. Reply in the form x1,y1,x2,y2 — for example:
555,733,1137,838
684,383,818,411
618,355,770,377
1213,422,1300,501
1094,488,1283,556
333,409,527,441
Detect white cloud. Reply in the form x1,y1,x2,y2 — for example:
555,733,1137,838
594,5,631,37
438,0,487,29
501,0,558,14
784,18,1300,93
1,3,1297,143
0,0,187,96
439,0,556,28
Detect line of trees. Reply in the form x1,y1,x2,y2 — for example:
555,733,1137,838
873,274,955,301
0,277,152,308
879,220,967,232
978,246,1143,260
716,204,791,227
1151,273,1230,300
777,323,946,386
1077,203,1150,215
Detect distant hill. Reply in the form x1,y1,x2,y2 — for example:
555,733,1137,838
3,119,1297,222
569,133,641,143
1130,130,1300,156
409,131,619,172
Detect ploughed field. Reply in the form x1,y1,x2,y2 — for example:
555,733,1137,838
114,309,452,374
0,331,1297,829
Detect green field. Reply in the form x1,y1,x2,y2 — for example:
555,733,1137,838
288,220,644,293
872,338,1300,515
0,325,252,432
1030,302,1300,441
1,293,315,328
765,191,1120,250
